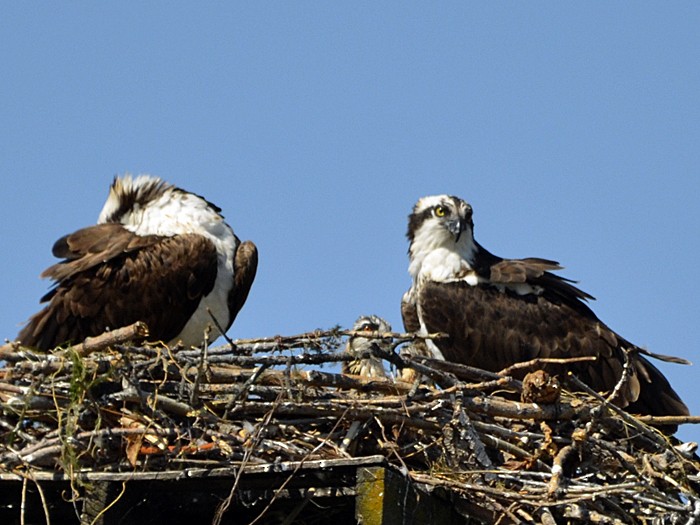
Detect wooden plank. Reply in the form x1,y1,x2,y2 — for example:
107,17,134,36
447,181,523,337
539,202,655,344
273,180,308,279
356,466,465,525
0,455,387,482
0,457,387,525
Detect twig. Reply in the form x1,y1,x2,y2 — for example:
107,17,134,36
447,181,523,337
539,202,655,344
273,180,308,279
247,408,351,525
565,373,669,449
497,356,597,377
212,393,284,525
69,322,149,358
636,414,700,426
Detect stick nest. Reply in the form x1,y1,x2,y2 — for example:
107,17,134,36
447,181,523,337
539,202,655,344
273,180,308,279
1,324,699,524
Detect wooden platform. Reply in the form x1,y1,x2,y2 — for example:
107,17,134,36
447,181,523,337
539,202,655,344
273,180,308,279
0,456,472,525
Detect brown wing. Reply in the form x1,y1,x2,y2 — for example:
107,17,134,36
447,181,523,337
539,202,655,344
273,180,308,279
418,280,688,418
489,257,597,318
41,223,162,284
226,238,258,330
18,225,218,351
401,293,420,333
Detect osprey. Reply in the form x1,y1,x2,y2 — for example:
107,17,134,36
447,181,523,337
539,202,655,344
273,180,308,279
18,175,258,350
342,315,391,380
402,195,688,420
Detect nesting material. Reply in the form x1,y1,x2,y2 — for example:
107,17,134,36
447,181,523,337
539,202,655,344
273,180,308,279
0,325,698,523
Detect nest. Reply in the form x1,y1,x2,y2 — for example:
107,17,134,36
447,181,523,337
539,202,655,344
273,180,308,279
1,323,699,524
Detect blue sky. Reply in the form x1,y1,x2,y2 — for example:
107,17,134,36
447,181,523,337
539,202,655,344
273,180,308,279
1,4,698,442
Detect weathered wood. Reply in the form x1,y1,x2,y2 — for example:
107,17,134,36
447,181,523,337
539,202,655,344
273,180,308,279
356,466,464,525
0,457,398,525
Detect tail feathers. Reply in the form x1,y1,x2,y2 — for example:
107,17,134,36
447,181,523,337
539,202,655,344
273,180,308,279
17,304,70,352
626,356,689,433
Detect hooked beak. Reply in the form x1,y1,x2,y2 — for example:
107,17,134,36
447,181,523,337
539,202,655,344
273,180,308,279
447,218,466,242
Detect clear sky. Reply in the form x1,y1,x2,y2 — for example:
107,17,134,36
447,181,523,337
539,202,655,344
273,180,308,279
1,4,698,442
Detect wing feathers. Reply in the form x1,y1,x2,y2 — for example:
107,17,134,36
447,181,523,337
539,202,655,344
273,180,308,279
19,228,218,351
488,256,597,318
226,238,258,330
43,224,162,282
417,280,688,419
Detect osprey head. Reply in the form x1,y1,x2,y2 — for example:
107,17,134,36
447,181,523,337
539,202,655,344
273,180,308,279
407,195,474,244
98,175,173,225
352,314,392,335
406,195,479,283
343,315,392,379
97,174,228,239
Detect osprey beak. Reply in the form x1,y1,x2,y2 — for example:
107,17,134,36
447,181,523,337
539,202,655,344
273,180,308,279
447,218,465,242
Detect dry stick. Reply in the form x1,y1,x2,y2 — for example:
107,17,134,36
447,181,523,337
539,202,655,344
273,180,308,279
69,322,149,358
636,414,700,426
180,329,447,358
0,417,36,446
189,328,209,407
547,442,577,498
223,364,270,417
14,427,180,465
564,373,669,449
370,344,459,388
339,420,362,453
411,357,522,389
180,350,371,368
2,322,149,369
471,420,569,446
462,395,579,421
228,329,445,348
206,307,236,349
224,401,441,432
604,348,632,407
203,366,412,395
212,393,284,525
497,356,597,377
478,433,549,471
247,408,351,525
413,471,644,505
547,357,634,497
20,476,26,525
16,470,51,525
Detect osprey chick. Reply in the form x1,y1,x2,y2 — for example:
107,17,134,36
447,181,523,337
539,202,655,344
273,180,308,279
19,175,258,350
342,315,391,379
402,195,688,421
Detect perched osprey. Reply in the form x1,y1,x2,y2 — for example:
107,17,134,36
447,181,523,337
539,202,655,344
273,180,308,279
18,175,258,350
341,315,391,379
402,195,688,419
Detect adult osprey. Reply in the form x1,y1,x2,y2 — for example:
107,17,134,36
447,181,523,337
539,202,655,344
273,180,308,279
402,194,688,419
342,315,391,379
18,175,258,350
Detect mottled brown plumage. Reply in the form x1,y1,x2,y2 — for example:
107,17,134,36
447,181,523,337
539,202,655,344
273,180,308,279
18,175,258,351
229,238,258,329
19,227,218,349
403,194,688,426
342,315,391,379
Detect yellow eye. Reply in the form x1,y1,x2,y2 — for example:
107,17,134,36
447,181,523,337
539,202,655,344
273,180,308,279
435,206,446,217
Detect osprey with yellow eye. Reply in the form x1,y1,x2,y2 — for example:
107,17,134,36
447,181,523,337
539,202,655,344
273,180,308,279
402,194,688,429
